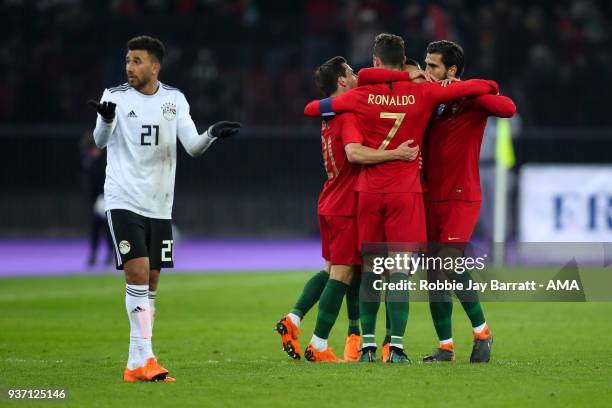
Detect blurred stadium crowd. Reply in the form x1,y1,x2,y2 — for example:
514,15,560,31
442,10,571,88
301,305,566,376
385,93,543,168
1,0,610,127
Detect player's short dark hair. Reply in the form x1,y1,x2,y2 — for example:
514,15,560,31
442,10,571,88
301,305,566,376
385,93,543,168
372,33,405,68
426,40,464,77
315,56,348,97
127,35,166,64
405,58,421,69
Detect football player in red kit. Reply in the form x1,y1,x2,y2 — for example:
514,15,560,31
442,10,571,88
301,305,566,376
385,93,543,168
422,40,515,363
304,34,499,363
277,56,419,363
357,40,516,363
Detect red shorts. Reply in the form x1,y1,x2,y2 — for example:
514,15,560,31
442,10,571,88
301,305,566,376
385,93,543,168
425,200,481,243
318,215,360,265
357,192,426,247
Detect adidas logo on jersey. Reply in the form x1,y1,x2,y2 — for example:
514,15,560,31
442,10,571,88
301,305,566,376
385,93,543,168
127,110,137,118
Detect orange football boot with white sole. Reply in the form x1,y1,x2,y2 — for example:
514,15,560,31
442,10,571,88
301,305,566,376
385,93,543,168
123,366,143,382
343,334,361,361
123,357,175,382
276,315,302,360
304,344,340,362
142,357,175,382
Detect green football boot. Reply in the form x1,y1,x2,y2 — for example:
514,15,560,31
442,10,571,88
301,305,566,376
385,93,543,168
359,346,377,363
386,346,412,364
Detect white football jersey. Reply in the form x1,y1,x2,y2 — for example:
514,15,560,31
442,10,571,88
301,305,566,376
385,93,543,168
93,82,213,219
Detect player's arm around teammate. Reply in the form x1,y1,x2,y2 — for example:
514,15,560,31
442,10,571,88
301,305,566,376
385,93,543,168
301,55,424,363
420,40,514,364
345,139,418,164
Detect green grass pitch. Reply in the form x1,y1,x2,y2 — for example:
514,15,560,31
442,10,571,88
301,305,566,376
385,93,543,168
1,271,611,407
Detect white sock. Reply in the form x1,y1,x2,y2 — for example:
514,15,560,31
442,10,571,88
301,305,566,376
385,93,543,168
136,337,154,363
128,337,140,370
390,336,404,349
287,313,301,327
148,290,157,329
440,338,453,346
362,334,376,348
310,334,328,352
473,322,487,333
125,284,154,369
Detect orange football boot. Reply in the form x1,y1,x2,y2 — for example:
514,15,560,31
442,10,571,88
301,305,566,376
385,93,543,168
440,342,455,352
473,325,491,340
123,366,143,382
343,334,361,361
381,343,390,363
304,344,340,362
142,357,173,382
276,315,301,360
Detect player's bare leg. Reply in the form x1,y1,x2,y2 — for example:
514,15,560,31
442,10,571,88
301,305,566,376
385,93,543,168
305,264,353,362
123,258,173,382
125,257,150,285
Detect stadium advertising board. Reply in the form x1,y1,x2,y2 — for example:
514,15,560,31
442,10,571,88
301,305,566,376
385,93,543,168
520,165,612,242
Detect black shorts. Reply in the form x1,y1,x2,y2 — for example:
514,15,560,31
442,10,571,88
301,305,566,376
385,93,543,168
106,209,174,270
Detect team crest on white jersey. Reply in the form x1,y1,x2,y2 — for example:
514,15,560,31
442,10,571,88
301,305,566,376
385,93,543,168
162,102,177,121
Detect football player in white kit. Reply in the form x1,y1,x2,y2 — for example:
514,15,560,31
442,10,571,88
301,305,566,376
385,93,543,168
89,35,240,382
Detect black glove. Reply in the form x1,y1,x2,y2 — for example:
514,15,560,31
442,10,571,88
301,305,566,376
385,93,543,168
87,100,116,122
208,121,241,139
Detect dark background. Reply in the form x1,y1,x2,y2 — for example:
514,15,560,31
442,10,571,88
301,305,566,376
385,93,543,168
0,0,610,238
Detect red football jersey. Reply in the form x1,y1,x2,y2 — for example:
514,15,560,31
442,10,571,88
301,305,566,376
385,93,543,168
423,95,516,201
354,67,516,201
305,71,498,193
317,112,363,216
